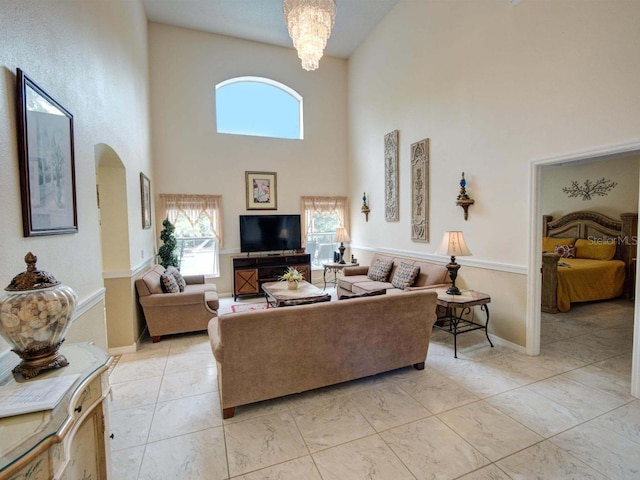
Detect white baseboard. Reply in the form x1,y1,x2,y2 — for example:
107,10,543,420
108,344,138,356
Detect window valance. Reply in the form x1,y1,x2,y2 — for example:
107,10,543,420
159,194,223,248
300,196,349,244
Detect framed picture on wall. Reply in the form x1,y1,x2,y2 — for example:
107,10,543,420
140,172,151,229
246,171,277,210
16,68,78,236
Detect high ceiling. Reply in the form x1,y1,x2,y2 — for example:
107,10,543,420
142,0,400,59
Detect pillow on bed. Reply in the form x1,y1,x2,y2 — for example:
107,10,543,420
554,244,576,258
542,237,574,253
574,238,616,261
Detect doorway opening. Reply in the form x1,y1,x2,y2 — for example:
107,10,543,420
528,141,640,396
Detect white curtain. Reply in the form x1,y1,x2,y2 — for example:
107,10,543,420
300,196,349,245
159,194,224,248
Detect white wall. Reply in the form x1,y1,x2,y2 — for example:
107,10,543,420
541,154,640,219
148,24,349,293
348,0,640,346
0,0,153,354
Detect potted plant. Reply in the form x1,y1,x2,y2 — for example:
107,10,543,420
158,218,179,268
280,266,304,290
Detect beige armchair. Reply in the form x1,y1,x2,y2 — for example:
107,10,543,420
135,265,219,342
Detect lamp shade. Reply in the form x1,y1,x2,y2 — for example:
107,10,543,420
334,227,350,243
435,231,472,257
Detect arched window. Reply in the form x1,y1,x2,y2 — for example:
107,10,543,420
215,77,303,140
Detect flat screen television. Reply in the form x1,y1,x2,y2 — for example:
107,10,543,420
240,214,302,253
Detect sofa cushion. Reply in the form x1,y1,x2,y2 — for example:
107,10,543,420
337,274,369,293
411,261,449,287
339,289,386,300
167,266,186,292
367,258,394,281
391,262,421,289
160,271,180,293
353,281,394,295
137,265,166,296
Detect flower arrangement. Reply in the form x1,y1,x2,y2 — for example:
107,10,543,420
280,266,304,283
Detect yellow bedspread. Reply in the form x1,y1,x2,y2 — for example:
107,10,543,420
556,258,625,312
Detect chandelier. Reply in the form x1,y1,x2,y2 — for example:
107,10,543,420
283,0,336,71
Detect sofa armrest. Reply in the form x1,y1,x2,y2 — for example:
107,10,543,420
208,318,223,362
139,290,206,307
184,274,205,284
343,266,369,276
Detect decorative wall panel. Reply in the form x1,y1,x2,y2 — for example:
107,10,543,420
411,138,429,242
384,130,399,222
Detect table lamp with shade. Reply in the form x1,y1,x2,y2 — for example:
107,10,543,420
334,227,351,264
435,231,472,295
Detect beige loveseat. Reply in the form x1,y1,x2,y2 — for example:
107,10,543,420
337,252,450,298
135,265,219,342
208,289,438,418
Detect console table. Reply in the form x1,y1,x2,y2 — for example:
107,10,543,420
322,262,358,290
434,288,493,358
233,253,311,300
0,343,112,480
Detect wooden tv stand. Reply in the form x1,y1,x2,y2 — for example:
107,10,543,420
233,253,311,300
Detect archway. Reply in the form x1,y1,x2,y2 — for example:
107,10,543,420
95,144,133,350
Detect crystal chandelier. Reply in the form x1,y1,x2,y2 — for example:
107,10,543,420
283,0,336,71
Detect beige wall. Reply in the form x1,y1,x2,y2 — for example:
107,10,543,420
0,0,153,355
541,154,640,219
148,24,349,295
348,0,640,346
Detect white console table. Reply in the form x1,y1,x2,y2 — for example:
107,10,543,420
0,343,112,480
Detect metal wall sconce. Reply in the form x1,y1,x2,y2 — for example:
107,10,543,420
456,172,475,220
361,192,370,222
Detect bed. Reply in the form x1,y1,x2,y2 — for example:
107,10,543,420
541,210,637,313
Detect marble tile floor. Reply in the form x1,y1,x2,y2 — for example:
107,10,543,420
108,294,639,479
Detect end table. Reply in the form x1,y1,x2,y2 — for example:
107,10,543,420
434,288,493,358
322,262,358,290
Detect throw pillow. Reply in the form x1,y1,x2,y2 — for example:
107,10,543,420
160,271,180,293
391,262,421,289
553,244,576,259
166,266,186,292
367,259,394,282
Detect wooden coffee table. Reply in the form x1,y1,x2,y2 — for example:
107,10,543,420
262,280,331,307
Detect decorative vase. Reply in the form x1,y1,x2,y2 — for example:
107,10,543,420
0,252,78,379
288,281,298,290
